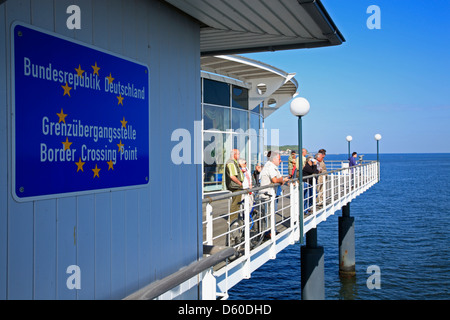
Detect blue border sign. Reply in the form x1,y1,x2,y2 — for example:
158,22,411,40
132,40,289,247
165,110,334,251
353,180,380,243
12,23,150,201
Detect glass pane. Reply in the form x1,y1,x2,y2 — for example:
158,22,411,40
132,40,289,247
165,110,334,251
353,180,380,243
232,134,249,164
249,134,259,173
250,113,260,132
203,78,230,106
232,109,248,131
203,104,230,131
232,85,248,110
203,132,227,192
250,102,261,114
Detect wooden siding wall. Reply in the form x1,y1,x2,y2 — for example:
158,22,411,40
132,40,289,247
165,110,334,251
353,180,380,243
0,0,201,299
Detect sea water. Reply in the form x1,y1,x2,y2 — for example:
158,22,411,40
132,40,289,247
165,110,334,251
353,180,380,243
228,153,450,300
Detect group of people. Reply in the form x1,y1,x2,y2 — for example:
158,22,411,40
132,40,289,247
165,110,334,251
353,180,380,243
224,149,288,221
224,147,358,220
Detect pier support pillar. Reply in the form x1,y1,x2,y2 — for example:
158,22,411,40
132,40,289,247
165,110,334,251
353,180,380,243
301,228,325,300
339,204,355,277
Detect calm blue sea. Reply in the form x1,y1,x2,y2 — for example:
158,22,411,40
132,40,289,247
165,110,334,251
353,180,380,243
228,153,450,300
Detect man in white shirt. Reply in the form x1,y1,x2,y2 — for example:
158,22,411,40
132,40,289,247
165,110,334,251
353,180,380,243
261,151,289,184
260,151,289,199
260,151,289,235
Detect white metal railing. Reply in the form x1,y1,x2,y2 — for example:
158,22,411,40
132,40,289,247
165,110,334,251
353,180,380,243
201,160,379,299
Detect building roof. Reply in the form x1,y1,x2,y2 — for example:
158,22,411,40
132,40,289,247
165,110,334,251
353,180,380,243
165,0,344,56
201,55,298,118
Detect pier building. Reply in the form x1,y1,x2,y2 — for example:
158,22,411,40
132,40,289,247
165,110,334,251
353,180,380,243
0,0,382,301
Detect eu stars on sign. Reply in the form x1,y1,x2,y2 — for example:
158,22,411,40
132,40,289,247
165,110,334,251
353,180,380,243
12,22,149,201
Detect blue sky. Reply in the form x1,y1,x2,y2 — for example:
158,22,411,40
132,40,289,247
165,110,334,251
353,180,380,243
243,0,450,154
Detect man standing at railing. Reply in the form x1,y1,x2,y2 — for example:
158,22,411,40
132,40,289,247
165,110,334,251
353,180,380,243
316,149,327,208
349,152,358,167
225,149,245,222
260,151,290,219
349,152,358,189
261,151,289,191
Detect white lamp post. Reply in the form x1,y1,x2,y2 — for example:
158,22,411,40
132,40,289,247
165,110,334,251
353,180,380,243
290,97,310,243
374,134,382,181
346,135,352,160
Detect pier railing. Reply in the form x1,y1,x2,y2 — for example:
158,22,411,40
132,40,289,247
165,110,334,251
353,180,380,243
136,160,379,300
201,160,379,299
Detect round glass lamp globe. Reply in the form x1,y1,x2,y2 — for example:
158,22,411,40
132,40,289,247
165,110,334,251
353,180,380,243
346,135,353,142
374,134,382,141
290,97,310,117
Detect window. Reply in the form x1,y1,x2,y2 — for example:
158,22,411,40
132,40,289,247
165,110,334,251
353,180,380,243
232,85,248,110
232,109,248,131
250,113,260,133
203,104,230,131
203,132,227,192
203,79,230,106
202,78,264,193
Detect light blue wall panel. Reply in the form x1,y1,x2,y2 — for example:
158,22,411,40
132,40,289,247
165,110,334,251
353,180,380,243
110,191,126,299
5,0,34,300
29,0,57,301
0,3,8,300
76,195,95,299
1,0,201,300
125,190,139,297
56,197,77,300
34,200,57,300
94,192,111,299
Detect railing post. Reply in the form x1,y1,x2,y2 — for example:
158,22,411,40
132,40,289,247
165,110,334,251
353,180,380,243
206,203,213,245
330,172,334,208
337,170,341,207
243,193,251,278
370,163,373,184
323,175,327,214
365,165,368,188
312,175,317,228
373,162,376,184
269,188,276,259
359,166,362,190
202,268,217,300
356,166,360,191
363,165,366,190
289,181,298,244
344,168,347,198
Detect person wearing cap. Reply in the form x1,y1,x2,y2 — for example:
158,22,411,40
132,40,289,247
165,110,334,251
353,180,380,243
316,149,327,207
302,156,319,214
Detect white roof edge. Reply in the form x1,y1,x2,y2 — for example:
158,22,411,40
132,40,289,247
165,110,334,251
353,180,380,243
212,54,298,91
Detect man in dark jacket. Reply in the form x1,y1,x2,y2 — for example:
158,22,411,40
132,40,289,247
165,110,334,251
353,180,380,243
348,152,358,189
302,156,318,214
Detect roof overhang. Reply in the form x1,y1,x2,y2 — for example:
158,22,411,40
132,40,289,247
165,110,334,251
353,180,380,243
165,0,344,56
201,55,298,118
